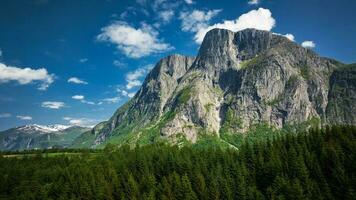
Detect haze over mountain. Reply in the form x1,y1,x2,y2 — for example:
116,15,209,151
0,124,90,151
72,28,356,148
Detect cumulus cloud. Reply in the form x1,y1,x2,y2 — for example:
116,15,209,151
284,33,295,41
125,64,153,89
0,63,54,90
68,77,88,85
63,117,99,127
248,0,260,5
41,101,65,109
274,33,295,41
302,40,316,48
97,21,173,58
72,95,84,100
159,10,174,23
191,8,276,43
17,115,32,120
179,9,221,33
0,113,11,118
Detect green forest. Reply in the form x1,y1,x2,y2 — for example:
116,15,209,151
0,125,355,200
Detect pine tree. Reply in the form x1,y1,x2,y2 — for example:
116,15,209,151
159,177,173,200
125,173,139,199
191,171,207,199
181,174,198,200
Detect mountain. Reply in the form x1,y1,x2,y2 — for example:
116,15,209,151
0,124,90,151
74,28,356,148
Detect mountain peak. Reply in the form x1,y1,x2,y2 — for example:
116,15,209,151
17,124,72,133
76,27,354,148
198,28,277,62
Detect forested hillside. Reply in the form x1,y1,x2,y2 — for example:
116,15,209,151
0,125,355,200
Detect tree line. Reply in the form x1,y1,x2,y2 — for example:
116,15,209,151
0,125,355,199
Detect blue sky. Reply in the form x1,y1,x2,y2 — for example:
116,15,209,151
0,0,355,130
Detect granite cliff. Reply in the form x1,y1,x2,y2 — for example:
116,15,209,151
73,28,355,148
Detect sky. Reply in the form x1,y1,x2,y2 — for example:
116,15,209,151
0,0,355,130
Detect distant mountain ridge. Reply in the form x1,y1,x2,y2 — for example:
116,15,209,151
16,124,72,133
0,124,90,151
73,28,356,148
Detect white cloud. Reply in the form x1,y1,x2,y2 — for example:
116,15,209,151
274,33,295,41
184,0,194,4
193,8,276,43
128,92,136,98
121,89,128,96
104,65,153,106
67,77,88,85
63,117,99,127
152,0,181,12
72,95,84,100
103,85,139,105
41,101,65,109
0,63,54,90
113,60,127,68
284,33,295,41
118,88,136,98
103,96,121,104
17,115,32,120
0,113,11,118
79,58,88,63
301,40,316,48
125,64,153,89
81,100,96,105
97,21,173,58
179,9,221,33
126,79,142,90
248,0,260,5
72,95,96,105
159,10,174,23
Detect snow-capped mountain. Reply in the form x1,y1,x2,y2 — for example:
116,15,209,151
0,124,90,151
18,124,71,133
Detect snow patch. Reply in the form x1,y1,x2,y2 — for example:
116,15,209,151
18,124,71,133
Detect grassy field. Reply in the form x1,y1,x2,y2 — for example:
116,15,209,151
1,151,101,158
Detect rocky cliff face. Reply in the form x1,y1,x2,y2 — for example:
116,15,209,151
79,28,354,148
326,64,356,124
92,54,195,145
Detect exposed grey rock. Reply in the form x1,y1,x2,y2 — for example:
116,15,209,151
83,28,353,147
92,54,195,144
